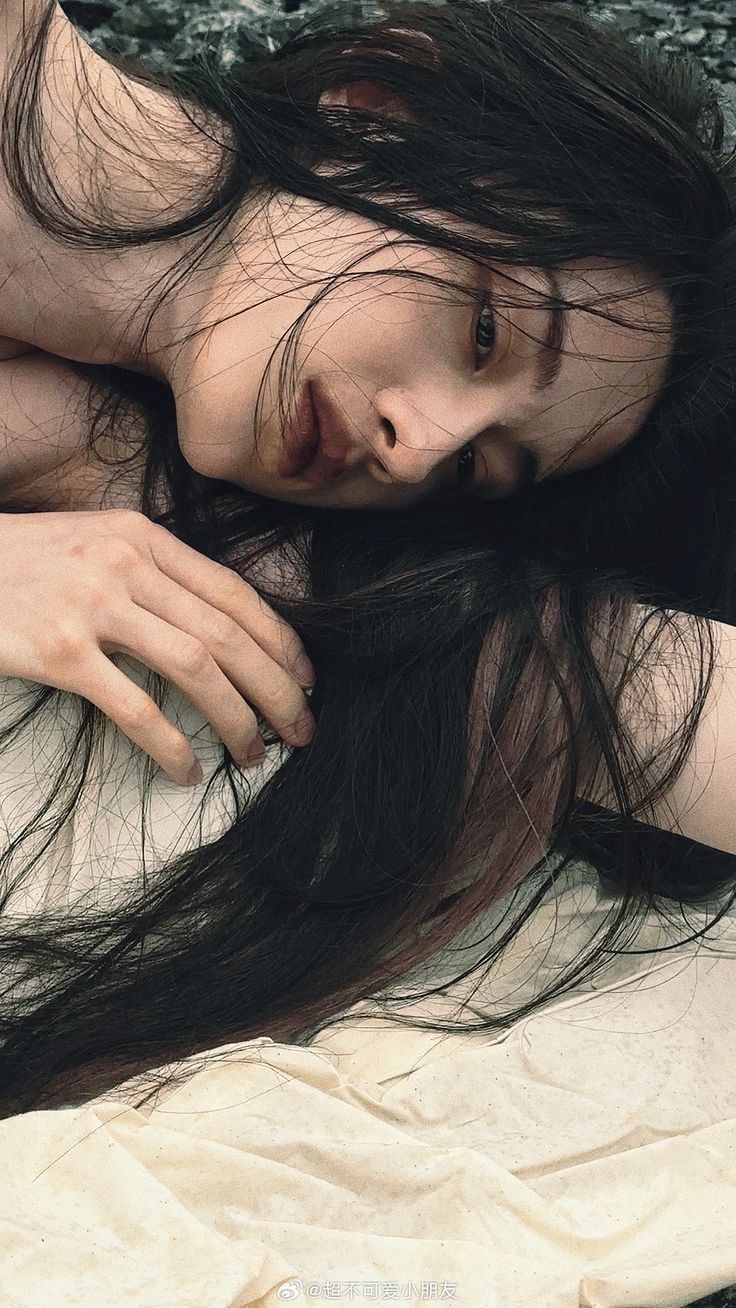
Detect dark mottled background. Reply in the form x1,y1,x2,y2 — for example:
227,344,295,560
57,2,736,1305
60,0,736,144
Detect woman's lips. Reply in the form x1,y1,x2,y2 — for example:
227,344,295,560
278,383,348,485
278,383,319,477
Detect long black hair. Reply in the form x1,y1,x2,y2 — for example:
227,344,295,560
0,0,734,1115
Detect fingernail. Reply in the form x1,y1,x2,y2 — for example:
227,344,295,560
294,655,316,686
290,712,316,746
245,737,266,765
187,761,204,786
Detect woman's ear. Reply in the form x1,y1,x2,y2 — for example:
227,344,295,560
319,80,409,118
318,28,440,121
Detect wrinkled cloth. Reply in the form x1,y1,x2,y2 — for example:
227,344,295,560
0,660,735,1306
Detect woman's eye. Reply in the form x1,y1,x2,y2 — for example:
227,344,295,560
456,444,475,487
455,297,497,490
474,296,496,368
450,297,498,493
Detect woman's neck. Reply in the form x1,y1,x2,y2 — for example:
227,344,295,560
0,1,232,383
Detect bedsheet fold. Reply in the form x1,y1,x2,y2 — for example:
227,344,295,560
2,931,736,1306
0,660,734,1305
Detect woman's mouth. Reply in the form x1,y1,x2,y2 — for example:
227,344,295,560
278,383,320,477
278,383,349,486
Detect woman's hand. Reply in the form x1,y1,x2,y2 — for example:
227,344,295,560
0,509,317,786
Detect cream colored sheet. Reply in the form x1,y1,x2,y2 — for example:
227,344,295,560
0,656,735,1307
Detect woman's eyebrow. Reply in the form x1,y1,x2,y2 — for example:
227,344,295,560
532,268,568,395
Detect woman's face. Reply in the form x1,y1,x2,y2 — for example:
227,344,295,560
158,185,674,513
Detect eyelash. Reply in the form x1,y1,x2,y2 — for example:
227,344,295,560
457,296,497,488
474,295,497,367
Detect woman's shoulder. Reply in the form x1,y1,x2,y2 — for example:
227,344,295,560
0,348,145,511
0,345,95,460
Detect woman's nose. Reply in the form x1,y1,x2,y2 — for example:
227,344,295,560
369,414,459,486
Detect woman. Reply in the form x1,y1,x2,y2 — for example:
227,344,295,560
0,0,674,784
0,0,733,1117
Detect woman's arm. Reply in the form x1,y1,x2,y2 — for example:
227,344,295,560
581,608,736,857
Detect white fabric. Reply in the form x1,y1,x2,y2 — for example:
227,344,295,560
0,658,734,1306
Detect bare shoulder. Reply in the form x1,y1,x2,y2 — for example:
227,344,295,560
1,0,229,206
580,604,736,858
0,348,93,443
0,0,66,73
0,349,145,510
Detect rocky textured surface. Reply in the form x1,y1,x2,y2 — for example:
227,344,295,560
58,3,736,1305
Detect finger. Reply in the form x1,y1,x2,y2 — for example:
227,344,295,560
123,569,316,748
145,524,316,686
73,652,204,787
105,601,310,763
